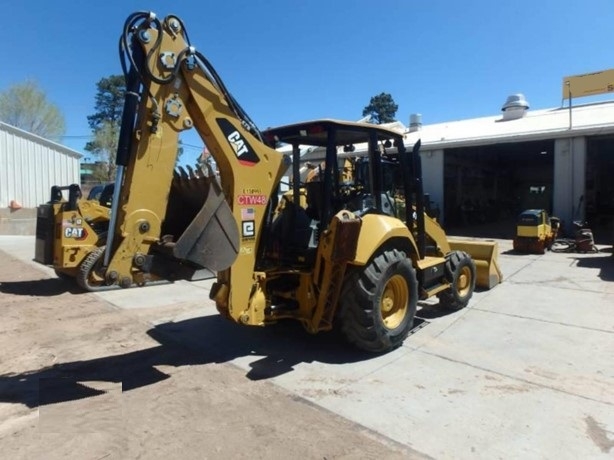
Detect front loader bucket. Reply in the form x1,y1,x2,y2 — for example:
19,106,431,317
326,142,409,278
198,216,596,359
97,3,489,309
449,239,502,289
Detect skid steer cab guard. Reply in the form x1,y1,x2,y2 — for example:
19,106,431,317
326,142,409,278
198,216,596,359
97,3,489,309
513,209,559,254
34,12,501,353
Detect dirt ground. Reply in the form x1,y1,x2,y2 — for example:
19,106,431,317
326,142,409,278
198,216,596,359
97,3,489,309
0,250,424,460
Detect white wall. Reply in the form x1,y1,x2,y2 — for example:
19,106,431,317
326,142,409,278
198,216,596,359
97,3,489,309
553,136,586,233
420,149,444,221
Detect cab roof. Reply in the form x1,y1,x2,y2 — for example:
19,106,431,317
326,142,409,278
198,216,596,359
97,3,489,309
263,119,404,148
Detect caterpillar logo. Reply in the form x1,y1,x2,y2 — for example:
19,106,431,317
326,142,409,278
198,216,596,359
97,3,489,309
217,118,259,166
227,131,248,156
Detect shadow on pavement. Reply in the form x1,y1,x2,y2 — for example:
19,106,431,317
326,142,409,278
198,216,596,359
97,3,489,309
0,277,80,296
416,303,458,320
0,313,432,408
573,254,614,282
500,249,532,256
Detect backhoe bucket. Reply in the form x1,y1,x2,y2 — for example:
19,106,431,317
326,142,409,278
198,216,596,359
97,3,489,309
163,167,239,272
449,239,502,289
173,182,239,271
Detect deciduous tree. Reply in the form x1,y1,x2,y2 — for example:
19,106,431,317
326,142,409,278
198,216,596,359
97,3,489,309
0,80,66,139
88,120,119,182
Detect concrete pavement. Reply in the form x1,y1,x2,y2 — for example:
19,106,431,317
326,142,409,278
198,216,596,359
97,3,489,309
1,235,613,459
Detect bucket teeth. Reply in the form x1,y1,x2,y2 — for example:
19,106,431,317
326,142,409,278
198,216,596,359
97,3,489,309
186,165,196,178
174,165,205,195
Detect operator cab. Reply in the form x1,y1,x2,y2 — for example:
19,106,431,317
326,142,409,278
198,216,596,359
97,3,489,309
351,156,405,218
262,119,426,265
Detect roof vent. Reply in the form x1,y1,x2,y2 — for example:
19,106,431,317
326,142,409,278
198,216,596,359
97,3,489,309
501,94,529,120
409,113,422,132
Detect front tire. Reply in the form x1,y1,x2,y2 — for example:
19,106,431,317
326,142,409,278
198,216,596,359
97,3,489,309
76,246,107,291
437,250,476,310
339,249,418,353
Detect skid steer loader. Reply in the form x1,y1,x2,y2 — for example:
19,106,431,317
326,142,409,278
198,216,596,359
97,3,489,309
34,12,501,352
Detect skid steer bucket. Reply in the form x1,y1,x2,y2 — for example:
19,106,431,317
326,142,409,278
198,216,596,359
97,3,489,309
449,239,503,289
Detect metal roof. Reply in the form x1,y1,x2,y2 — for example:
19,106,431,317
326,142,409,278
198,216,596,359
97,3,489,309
274,101,614,163
0,121,82,159
405,100,614,149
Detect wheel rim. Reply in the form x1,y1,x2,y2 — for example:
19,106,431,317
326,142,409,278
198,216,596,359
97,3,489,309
380,274,409,330
457,266,472,297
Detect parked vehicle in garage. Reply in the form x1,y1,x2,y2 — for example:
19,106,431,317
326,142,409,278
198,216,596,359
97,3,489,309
513,209,559,254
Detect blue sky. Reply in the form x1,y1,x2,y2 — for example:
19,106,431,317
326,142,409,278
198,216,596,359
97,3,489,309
2,0,613,165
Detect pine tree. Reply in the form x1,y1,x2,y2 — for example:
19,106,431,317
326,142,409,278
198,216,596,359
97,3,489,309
362,93,398,124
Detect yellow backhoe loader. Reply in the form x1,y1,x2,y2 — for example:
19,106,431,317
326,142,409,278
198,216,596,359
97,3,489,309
34,12,501,352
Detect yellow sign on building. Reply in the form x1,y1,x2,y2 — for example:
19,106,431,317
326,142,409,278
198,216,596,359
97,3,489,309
562,69,614,99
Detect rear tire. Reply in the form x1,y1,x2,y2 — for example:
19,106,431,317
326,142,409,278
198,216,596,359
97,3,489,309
339,249,418,353
437,250,476,310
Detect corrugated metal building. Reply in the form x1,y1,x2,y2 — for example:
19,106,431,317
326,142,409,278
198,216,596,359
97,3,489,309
0,121,81,234
0,121,81,207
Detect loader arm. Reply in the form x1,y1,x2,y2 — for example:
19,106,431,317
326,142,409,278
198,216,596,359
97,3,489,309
99,13,286,322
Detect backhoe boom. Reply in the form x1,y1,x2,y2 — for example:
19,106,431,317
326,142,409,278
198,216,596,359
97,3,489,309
93,13,287,323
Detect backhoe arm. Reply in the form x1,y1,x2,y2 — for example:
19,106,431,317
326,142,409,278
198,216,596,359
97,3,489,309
99,13,286,322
